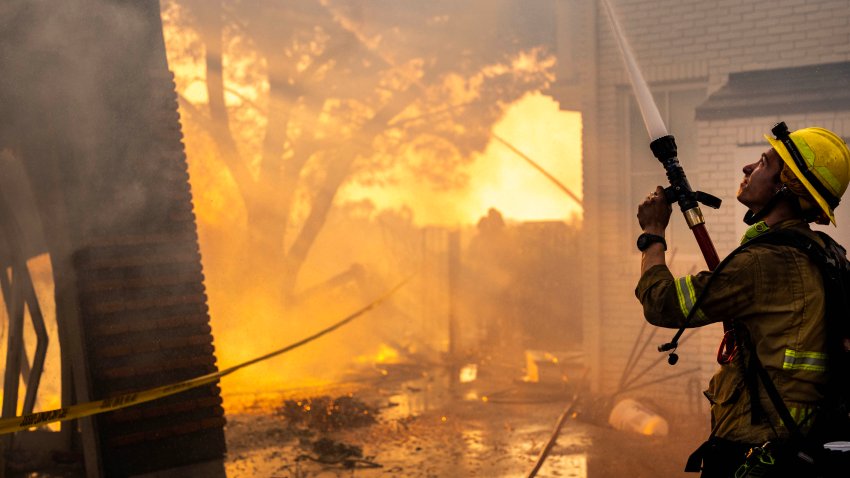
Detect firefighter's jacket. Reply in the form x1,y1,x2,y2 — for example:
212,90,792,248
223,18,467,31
636,219,829,444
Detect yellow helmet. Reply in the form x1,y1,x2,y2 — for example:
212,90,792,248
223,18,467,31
765,122,850,225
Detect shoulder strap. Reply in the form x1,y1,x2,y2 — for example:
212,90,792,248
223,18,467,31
745,228,824,258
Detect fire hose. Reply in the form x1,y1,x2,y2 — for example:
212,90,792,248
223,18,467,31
526,3,726,473
600,0,731,365
525,369,588,478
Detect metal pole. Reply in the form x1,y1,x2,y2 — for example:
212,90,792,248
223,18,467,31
21,266,48,415
447,230,460,391
0,268,23,420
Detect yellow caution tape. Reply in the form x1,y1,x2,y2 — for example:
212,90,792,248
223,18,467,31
0,276,411,435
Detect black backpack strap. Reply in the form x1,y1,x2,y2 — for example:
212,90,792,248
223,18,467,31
755,356,807,440
742,333,768,425
744,228,824,259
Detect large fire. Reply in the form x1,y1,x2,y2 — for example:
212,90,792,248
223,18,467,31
343,92,583,226
159,3,583,413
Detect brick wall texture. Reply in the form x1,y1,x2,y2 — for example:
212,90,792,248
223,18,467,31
576,0,850,415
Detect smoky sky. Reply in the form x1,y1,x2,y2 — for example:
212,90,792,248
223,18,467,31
353,0,559,64
1,0,177,242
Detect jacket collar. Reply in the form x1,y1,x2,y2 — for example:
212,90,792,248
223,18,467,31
740,218,809,245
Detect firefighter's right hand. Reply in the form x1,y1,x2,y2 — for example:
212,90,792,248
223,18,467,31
637,186,672,234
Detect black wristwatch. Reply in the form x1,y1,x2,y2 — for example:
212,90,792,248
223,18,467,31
637,233,667,252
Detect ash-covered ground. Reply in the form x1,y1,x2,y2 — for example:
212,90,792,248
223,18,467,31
224,361,708,478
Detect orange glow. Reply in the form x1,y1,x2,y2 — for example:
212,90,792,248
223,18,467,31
211,291,343,395
342,92,582,226
161,5,580,413
355,343,400,365
0,254,62,428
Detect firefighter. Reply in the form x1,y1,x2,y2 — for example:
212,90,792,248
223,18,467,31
634,123,850,477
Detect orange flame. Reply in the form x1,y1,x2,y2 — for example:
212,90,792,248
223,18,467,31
342,92,582,226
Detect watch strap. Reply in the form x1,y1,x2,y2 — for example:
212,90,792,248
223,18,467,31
637,233,667,252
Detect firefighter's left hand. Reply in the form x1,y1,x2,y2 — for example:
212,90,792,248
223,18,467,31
637,186,672,234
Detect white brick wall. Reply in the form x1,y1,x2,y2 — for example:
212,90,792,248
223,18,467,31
569,0,850,414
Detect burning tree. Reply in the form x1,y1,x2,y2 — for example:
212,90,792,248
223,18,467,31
162,0,556,306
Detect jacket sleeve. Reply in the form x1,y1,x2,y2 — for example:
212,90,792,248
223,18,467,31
635,250,758,329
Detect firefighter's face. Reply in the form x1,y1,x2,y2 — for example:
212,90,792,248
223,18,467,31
737,148,784,211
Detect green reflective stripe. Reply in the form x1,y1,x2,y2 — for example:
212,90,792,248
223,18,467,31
795,136,816,166
675,277,689,317
741,221,770,245
796,137,841,194
783,349,827,372
781,405,814,427
815,165,841,194
674,275,706,320
685,275,707,321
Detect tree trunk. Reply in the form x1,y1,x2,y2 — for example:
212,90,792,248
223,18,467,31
281,85,421,297
242,49,292,280
193,0,255,203
281,148,355,299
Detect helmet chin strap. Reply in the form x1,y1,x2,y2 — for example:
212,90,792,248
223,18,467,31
743,184,790,225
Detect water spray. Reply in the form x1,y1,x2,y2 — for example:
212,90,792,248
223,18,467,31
601,0,731,365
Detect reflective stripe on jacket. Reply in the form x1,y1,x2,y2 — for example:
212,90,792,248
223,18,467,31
635,219,828,444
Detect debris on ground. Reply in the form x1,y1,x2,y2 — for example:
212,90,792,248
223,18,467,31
296,437,382,469
276,394,379,432
226,364,710,477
